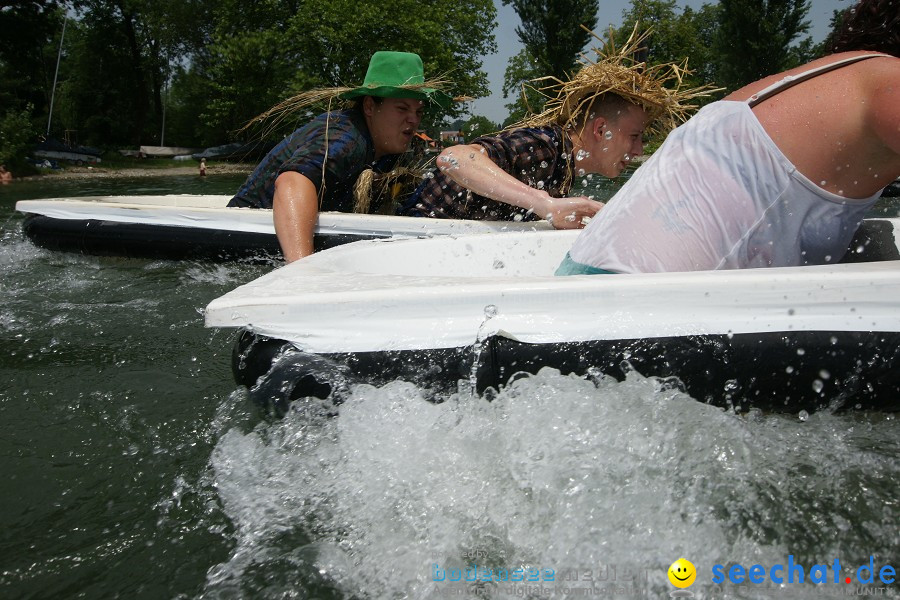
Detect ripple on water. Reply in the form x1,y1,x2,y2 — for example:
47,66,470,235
206,368,900,599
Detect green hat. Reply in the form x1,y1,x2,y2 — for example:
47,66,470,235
339,51,454,109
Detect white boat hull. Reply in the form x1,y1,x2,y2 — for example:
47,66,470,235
205,218,900,414
16,194,551,260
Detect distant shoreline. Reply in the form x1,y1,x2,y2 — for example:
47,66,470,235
16,163,254,181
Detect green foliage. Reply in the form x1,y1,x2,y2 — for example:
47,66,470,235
501,48,548,126
714,0,812,90
0,0,63,118
617,0,722,88
500,0,598,124
1,0,846,150
503,0,598,80
198,0,496,140
0,105,38,169
463,115,499,141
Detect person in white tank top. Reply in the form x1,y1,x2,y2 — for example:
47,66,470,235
558,3,900,275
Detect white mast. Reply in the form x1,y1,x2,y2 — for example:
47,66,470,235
46,15,68,137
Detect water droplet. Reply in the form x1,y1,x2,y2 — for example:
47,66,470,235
540,160,548,168
812,379,824,393
484,304,498,318
820,180,827,186
536,180,545,189
575,149,590,161
819,369,830,380
604,130,613,140
796,348,806,356
798,410,809,422
492,260,505,269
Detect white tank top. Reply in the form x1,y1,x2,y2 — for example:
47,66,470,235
569,55,887,273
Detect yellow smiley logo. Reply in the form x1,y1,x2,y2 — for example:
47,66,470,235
668,558,697,588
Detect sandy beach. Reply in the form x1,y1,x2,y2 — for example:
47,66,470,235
16,163,254,181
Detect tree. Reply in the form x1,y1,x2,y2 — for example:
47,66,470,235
54,0,215,146
205,0,497,141
501,0,598,123
617,1,721,86
502,0,598,80
463,115,499,141
501,48,546,126
0,105,38,170
714,0,812,91
0,1,65,138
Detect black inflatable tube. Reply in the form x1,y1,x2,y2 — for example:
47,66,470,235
231,329,900,415
21,215,388,261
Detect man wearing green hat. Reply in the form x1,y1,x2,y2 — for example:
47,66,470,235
229,51,452,262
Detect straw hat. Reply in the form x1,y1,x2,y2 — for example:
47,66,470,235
517,25,721,135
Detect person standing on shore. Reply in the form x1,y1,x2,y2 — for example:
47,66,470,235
0,164,11,184
228,51,457,262
199,158,207,177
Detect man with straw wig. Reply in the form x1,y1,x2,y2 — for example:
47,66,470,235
399,27,714,227
229,51,456,262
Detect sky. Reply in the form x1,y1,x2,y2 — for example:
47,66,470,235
468,0,857,124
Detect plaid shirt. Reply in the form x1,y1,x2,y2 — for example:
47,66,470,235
229,109,398,211
398,126,573,221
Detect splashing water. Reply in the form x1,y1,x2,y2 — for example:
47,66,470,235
206,370,899,599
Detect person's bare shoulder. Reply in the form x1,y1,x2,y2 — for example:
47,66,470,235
865,56,900,156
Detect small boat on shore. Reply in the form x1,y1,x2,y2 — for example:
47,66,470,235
15,194,551,261
205,217,900,415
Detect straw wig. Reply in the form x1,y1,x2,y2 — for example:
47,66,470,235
518,25,722,135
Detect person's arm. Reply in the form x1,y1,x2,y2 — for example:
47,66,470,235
272,171,319,262
435,144,603,229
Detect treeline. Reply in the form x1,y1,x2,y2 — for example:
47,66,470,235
501,0,842,123
1,0,849,169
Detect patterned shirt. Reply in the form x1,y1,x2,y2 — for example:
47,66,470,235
229,109,398,211
398,126,574,221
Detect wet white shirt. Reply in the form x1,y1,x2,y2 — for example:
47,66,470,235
568,101,881,273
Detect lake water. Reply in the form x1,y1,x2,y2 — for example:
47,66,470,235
0,173,898,599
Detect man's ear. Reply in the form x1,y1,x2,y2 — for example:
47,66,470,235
590,116,608,141
362,96,376,117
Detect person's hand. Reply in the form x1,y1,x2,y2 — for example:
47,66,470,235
543,196,605,229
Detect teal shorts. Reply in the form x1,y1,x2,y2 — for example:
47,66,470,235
555,253,617,276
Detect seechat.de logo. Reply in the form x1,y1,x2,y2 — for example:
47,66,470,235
711,555,896,586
